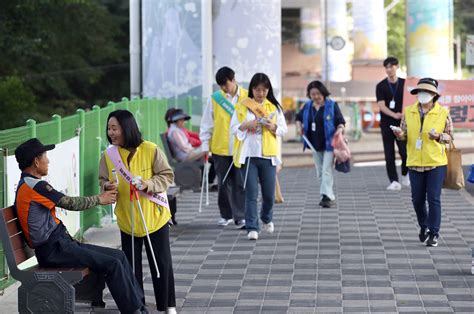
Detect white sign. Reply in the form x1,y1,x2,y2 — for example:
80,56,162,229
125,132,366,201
466,35,474,66
6,137,81,235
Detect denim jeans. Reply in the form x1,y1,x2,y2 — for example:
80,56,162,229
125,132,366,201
409,166,447,235
313,150,335,200
241,157,276,232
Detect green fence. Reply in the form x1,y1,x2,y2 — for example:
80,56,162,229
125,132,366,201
0,96,201,289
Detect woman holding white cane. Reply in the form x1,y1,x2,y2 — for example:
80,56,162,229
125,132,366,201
231,73,287,241
296,80,345,208
99,110,177,313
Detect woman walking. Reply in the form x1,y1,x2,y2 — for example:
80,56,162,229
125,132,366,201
392,78,453,247
230,73,288,240
99,110,177,313
296,80,345,208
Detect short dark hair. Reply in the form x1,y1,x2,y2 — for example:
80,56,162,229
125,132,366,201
306,80,331,99
248,72,282,111
106,110,143,149
383,57,399,67
215,67,235,86
165,108,178,127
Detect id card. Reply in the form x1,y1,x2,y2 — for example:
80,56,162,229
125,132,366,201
389,100,395,109
311,122,316,131
415,138,422,150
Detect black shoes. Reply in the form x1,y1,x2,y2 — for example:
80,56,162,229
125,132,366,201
426,233,439,247
319,195,333,208
419,227,429,243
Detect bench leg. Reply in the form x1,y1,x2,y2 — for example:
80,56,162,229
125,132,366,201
18,273,75,314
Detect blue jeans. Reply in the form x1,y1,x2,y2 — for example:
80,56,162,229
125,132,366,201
241,157,276,232
409,166,447,235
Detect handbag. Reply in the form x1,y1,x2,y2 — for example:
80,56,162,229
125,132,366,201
275,175,284,203
331,132,351,173
443,141,465,190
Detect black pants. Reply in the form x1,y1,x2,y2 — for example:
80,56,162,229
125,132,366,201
35,229,144,313
381,124,408,182
213,154,245,221
120,225,176,311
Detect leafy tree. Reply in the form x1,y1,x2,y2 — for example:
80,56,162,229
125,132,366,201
0,0,130,129
385,0,406,67
0,76,36,129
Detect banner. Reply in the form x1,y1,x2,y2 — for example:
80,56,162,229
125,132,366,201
6,137,81,235
403,78,474,129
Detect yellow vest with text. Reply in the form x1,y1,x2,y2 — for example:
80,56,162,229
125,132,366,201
104,141,170,237
405,102,449,167
233,99,278,168
210,87,248,156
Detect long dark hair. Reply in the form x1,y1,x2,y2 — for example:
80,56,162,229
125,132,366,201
106,110,143,149
248,73,282,111
306,80,331,99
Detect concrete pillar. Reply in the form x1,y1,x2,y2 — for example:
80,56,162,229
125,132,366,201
300,7,322,55
406,0,454,78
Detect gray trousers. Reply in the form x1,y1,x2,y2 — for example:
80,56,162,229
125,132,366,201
213,154,245,221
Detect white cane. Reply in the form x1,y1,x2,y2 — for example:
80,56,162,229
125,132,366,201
129,186,135,275
205,160,210,205
302,135,319,173
198,155,209,212
221,162,233,184
132,186,160,278
243,157,251,190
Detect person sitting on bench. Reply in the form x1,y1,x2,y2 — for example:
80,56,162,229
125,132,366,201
13,138,148,314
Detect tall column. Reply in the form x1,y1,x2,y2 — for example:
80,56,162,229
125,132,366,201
325,0,351,82
352,0,387,60
300,7,322,55
212,0,282,99
201,0,213,99
406,0,454,78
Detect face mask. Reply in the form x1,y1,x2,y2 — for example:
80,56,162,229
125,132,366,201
417,92,433,104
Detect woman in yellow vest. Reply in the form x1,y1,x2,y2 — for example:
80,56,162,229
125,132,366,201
99,110,177,313
392,78,453,247
231,73,288,240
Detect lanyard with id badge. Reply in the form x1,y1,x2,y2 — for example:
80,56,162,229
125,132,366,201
387,79,399,109
311,107,318,131
416,109,425,150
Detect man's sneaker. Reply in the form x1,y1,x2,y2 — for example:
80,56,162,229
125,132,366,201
426,233,439,247
217,218,233,226
262,222,274,234
386,181,402,190
401,174,410,187
166,307,177,314
235,219,246,229
247,230,259,240
419,227,429,243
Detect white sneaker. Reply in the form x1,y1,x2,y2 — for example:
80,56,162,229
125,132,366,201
386,181,402,190
247,230,259,240
401,174,410,187
166,307,177,314
217,218,233,226
262,222,274,234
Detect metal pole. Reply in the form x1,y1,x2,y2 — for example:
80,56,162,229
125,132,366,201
201,0,213,99
130,0,142,98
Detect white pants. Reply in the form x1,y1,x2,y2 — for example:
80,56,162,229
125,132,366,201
312,150,335,201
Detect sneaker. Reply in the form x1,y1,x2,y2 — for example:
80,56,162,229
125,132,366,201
247,230,259,240
217,218,233,226
235,219,246,229
262,222,274,234
418,227,429,243
166,307,177,314
401,174,410,187
319,194,334,207
426,233,439,247
386,181,402,190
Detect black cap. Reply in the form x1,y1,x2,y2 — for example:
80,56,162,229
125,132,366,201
15,138,55,170
170,109,191,122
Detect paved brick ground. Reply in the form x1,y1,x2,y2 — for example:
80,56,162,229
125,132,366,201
87,166,474,313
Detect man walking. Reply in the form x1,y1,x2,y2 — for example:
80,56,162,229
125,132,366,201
200,67,247,228
375,57,409,190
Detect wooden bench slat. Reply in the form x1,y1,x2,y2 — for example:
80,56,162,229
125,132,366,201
2,206,16,222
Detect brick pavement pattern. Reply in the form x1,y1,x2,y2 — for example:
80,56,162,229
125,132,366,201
93,166,474,313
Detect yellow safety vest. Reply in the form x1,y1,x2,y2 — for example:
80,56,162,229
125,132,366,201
405,102,449,167
210,87,248,156
233,99,279,168
104,141,170,236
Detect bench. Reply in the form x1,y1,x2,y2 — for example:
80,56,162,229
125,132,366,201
0,206,105,313
160,132,201,190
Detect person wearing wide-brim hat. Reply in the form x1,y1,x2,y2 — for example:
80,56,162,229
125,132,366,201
167,109,203,162
392,77,454,247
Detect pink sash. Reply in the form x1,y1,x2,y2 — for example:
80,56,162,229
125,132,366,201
106,146,169,210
